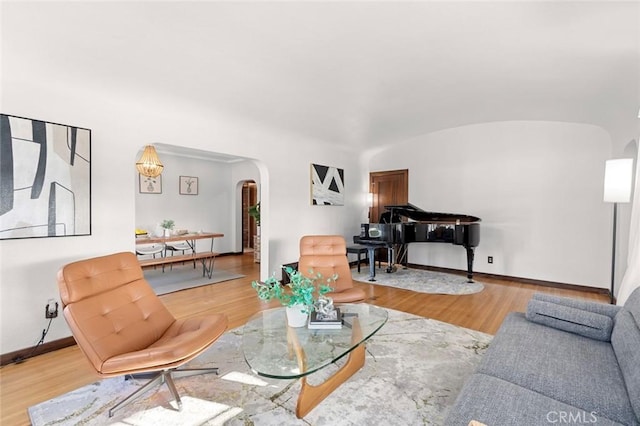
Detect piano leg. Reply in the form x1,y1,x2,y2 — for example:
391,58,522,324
465,246,475,283
394,243,409,270
386,245,395,273
366,247,377,281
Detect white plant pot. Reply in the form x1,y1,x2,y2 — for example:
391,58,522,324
286,304,308,328
164,228,171,237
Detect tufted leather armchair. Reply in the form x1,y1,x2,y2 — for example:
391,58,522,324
298,235,366,303
57,251,228,417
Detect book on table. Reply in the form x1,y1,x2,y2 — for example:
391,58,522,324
308,308,343,329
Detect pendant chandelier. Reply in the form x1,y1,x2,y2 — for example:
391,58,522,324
136,145,164,178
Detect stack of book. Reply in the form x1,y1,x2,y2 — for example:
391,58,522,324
308,308,343,329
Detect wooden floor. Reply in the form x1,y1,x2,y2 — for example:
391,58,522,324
0,253,608,425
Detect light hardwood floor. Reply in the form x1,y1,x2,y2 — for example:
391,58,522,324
0,253,608,425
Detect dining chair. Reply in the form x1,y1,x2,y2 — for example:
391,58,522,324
165,240,196,269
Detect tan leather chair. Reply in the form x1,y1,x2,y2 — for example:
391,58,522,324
298,235,366,303
57,251,228,417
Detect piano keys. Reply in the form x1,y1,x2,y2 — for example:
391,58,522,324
354,203,481,282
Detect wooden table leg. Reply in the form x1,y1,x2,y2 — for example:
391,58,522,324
290,319,365,419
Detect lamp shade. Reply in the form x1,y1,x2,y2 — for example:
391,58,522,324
603,158,633,203
136,145,164,178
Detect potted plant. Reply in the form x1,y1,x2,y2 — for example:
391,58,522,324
160,219,174,237
248,202,261,263
248,202,260,228
252,265,335,327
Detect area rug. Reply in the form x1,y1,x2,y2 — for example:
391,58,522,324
28,308,492,426
352,266,484,295
145,266,245,295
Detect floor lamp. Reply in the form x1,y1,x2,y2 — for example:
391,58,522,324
603,158,633,304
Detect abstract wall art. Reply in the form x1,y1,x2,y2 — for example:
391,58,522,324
0,114,91,240
311,163,344,205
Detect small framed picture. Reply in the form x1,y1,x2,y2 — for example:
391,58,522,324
139,174,162,194
180,176,198,195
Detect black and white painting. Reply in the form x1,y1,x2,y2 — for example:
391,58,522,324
311,163,344,205
0,114,91,240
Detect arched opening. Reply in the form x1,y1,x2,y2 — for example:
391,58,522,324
134,144,266,276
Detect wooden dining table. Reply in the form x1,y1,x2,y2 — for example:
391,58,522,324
137,232,223,247
135,232,224,278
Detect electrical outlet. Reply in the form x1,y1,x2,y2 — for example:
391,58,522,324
45,299,59,319
488,256,494,264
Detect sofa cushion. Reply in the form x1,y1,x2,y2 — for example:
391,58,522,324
533,293,621,318
612,287,640,421
526,299,614,341
445,373,625,426
476,313,637,425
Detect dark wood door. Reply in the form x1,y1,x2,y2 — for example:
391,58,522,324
369,170,408,264
369,169,408,223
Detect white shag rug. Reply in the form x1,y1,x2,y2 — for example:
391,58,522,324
352,266,485,295
28,308,492,426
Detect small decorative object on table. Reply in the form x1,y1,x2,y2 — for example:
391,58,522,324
135,228,148,238
160,219,174,237
308,298,342,329
251,266,335,328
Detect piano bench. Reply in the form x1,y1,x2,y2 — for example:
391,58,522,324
346,245,381,273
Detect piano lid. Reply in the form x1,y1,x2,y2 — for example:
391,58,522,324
384,203,481,224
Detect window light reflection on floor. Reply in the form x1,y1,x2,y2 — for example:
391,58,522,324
221,371,270,386
116,396,242,426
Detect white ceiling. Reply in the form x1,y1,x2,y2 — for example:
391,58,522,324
3,1,639,151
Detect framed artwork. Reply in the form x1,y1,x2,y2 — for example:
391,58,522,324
311,163,344,205
139,174,162,194
180,176,198,195
0,114,91,240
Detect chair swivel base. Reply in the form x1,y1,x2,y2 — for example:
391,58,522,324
108,367,219,418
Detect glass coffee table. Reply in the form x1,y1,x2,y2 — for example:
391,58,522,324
242,303,388,418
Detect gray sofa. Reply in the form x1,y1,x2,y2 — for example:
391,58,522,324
446,287,640,426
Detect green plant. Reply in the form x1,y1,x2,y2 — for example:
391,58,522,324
248,202,260,226
251,266,335,313
160,219,175,229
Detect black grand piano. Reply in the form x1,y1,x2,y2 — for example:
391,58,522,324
353,203,481,282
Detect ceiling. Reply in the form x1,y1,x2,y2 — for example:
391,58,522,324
3,1,639,151
155,144,248,164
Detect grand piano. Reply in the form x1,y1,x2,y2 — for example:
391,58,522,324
353,203,481,282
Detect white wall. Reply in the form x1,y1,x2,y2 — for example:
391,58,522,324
0,69,622,355
0,85,619,354
0,3,628,354
369,121,612,288
0,79,364,354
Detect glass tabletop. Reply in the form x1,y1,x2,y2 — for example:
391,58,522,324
242,303,388,379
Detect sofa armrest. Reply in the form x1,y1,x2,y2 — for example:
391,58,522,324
526,299,614,341
532,293,621,318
